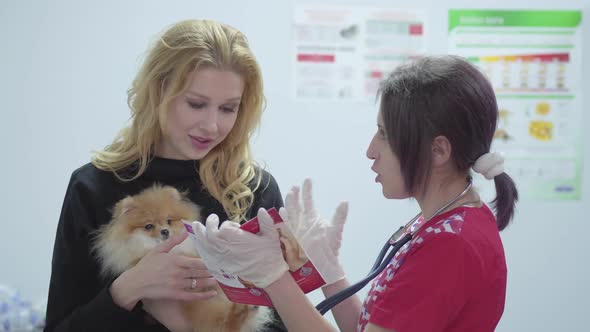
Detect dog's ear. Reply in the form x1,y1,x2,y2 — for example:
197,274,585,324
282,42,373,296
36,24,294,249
162,186,183,201
114,196,136,218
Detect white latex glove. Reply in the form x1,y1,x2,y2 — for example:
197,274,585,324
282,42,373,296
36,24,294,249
191,209,289,289
279,178,348,285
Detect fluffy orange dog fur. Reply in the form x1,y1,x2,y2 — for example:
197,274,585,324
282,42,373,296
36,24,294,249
92,184,271,332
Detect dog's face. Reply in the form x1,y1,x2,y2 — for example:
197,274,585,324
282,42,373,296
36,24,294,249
94,184,201,277
113,185,200,246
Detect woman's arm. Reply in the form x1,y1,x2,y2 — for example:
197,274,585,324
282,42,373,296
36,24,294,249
141,299,193,332
44,175,144,332
108,232,218,332
45,172,217,332
321,278,363,332
265,272,337,332
364,323,396,332
265,273,362,332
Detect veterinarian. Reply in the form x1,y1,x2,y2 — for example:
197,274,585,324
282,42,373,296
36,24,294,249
44,19,287,332
192,55,518,332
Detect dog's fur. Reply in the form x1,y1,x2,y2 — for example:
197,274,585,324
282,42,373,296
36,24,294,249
92,184,271,332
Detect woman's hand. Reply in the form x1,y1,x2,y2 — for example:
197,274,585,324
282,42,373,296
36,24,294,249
191,209,289,289
278,227,309,272
110,231,218,310
280,178,349,285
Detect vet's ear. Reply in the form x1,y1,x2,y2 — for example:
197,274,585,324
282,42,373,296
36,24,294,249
431,135,452,167
114,196,136,217
162,186,183,201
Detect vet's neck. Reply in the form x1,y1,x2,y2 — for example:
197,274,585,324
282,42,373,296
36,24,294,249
416,174,480,221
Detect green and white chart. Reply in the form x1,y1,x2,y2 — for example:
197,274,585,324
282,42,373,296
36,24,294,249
449,10,583,200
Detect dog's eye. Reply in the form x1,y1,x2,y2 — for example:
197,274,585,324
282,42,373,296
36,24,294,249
144,224,154,231
167,219,173,225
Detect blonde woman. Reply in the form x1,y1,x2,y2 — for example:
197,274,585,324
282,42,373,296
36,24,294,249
44,20,286,332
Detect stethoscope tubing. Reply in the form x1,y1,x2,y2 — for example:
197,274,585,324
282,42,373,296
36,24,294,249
316,233,412,315
315,180,473,315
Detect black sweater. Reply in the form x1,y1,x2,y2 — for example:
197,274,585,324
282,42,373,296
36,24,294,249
44,157,287,332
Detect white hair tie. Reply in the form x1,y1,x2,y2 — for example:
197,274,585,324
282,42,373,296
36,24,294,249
473,152,505,180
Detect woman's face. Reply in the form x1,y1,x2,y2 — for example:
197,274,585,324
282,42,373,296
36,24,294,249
156,67,244,160
366,111,409,199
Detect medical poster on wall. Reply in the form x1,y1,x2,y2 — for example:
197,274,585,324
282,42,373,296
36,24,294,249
292,6,425,101
449,10,583,200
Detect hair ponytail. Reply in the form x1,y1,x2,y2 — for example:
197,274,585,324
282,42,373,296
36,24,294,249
492,173,518,231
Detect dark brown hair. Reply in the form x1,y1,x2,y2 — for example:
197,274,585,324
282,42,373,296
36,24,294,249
379,55,517,230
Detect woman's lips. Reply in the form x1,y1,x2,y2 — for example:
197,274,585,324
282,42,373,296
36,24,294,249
190,135,213,150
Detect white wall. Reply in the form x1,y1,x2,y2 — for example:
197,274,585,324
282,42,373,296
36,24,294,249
1,0,589,330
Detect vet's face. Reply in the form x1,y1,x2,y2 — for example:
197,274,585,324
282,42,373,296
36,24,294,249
366,111,409,199
156,67,244,160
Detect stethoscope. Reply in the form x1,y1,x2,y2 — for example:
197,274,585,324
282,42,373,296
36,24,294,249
316,179,473,315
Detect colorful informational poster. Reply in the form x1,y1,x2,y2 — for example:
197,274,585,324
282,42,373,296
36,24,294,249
449,10,583,200
292,6,425,101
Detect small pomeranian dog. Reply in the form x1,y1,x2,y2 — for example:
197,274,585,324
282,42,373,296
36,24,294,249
92,184,271,332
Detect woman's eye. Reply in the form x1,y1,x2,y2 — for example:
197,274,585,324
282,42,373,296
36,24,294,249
144,224,154,231
221,106,237,113
188,102,205,109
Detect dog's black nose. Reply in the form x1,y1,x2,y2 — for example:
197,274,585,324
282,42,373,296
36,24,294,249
160,229,169,239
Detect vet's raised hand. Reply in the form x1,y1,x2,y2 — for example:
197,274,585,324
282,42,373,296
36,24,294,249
191,209,289,289
110,231,218,310
279,178,348,285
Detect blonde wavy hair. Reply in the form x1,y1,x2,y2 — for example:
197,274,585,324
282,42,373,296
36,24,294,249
92,19,264,222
